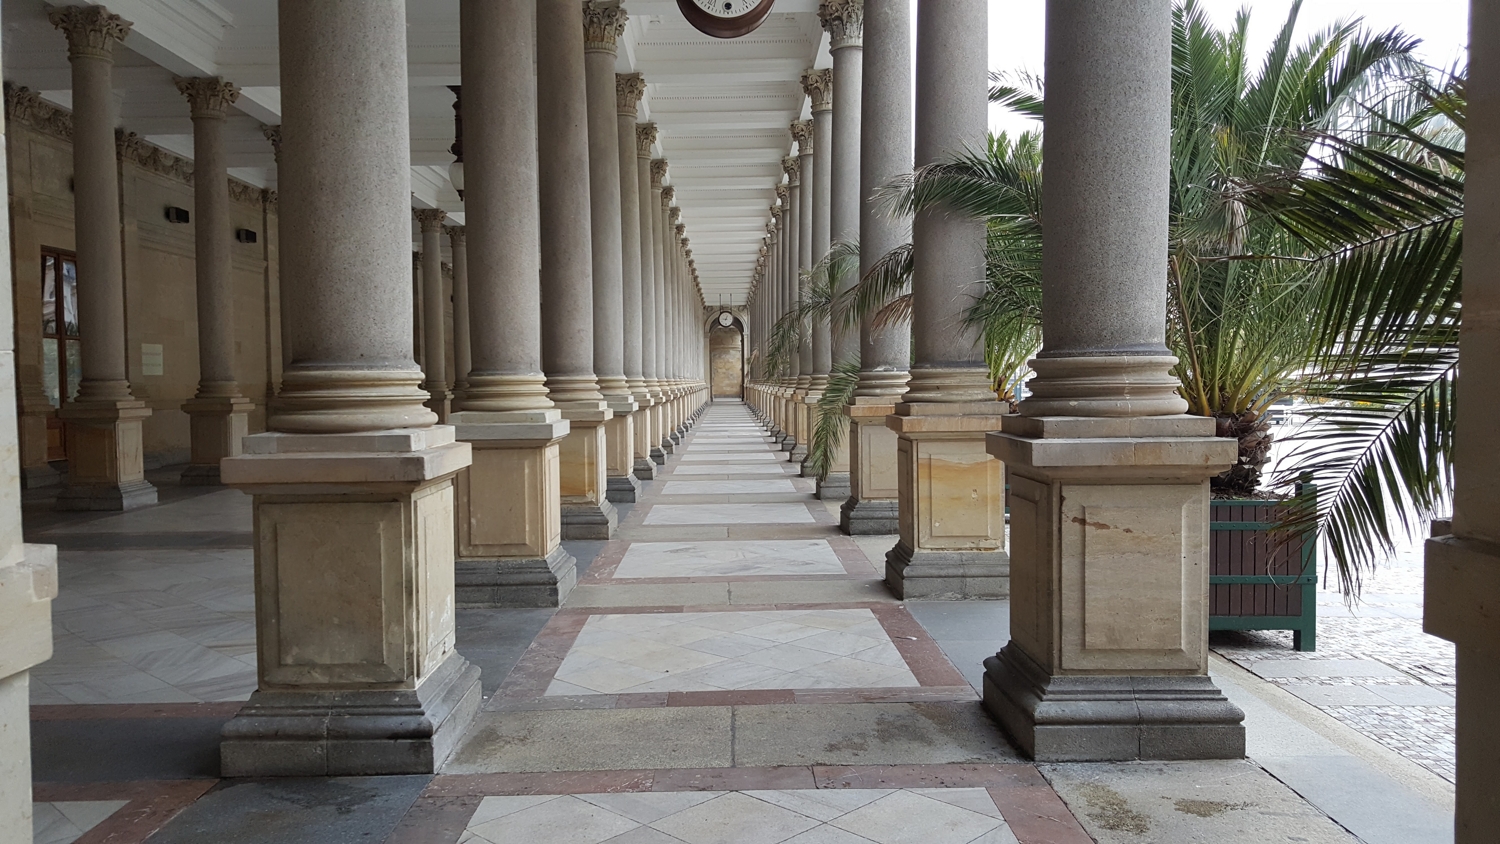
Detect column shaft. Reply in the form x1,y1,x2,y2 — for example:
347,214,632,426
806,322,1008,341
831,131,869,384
583,2,630,402
804,70,835,384
448,226,472,396
823,1,864,366
417,209,451,420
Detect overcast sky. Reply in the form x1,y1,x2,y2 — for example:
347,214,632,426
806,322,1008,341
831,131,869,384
985,0,1470,136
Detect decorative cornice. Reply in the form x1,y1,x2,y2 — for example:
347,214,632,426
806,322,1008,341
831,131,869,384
48,5,132,62
800,68,833,113
4,85,73,141
782,156,800,185
445,225,465,246
817,0,864,49
116,130,194,184
650,158,668,188
616,72,646,115
636,122,657,157
174,76,239,119
414,208,448,230
661,185,675,204
790,120,814,154
263,189,278,210
582,1,628,53
228,178,262,206
260,124,282,163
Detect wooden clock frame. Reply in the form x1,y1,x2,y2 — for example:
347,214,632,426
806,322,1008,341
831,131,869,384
675,0,775,39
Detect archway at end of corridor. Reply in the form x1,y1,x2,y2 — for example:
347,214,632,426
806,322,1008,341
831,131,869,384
708,315,745,399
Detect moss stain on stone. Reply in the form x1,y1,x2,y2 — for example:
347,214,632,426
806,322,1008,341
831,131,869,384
1075,782,1151,835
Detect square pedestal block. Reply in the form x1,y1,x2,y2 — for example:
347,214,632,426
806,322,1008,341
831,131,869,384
797,392,823,478
884,405,1010,599
982,415,1244,762
604,407,641,504
841,402,901,535
559,410,618,540
181,395,253,485
56,400,157,511
219,427,480,776
631,407,658,481
452,412,575,608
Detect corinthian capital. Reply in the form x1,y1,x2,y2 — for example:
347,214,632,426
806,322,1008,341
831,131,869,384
616,72,646,115
49,5,133,61
818,0,863,49
445,225,465,246
782,156,800,185
261,124,283,163
790,120,814,154
175,77,240,119
800,68,833,113
582,1,628,53
414,208,448,230
636,122,657,157
662,185,676,205
774,184,788,205
650,158,668,188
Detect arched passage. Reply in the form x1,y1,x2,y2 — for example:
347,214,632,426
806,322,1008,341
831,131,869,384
708,314,745,398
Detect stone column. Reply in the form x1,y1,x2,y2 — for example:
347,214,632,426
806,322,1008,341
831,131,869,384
801,71,834,482
540,0,616,539
658,186,680,453
448,0,574,609
618,76,655,482
447,225,472,401
768,199,788,441
792,120,817,465
635,125,663,474
219,0,479,777
49,6,156,511
1427,1,1500,836
881,0,1008,599
783,156,807,457
841,0,911,534
416,208,452,420
175,77,253,485
582,2,640,505
984,0,1243,761
0,12,61,828
648,161,670,461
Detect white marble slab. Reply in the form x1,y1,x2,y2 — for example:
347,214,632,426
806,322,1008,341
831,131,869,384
660,480,799,495
679,452,781,461
613,539,842,578
643,504,815,525
669,464,793,475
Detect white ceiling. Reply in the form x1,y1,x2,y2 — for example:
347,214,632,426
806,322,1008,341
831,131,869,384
0,0,830,305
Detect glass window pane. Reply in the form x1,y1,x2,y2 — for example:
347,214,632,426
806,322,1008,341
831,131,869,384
41,255,56,337
41,339,59,408
62,259,79,337
64,339,82,402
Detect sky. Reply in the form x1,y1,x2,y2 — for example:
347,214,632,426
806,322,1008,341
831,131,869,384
985,0,1471,137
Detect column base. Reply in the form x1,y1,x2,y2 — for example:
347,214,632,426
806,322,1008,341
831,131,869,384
817,472,851,503
781,437,797,453
789,443,809,463
20,463,60,489
982,644,1245,762
650,447,667,465
56,478,158,512
221,650,482,777
56,399,157,511
182,394,254,486
659,437,676,455
606,472,641,504
562,498,618,540
457,545,577,608
885,541,1010,600
634,457,658,481
839,497,899,535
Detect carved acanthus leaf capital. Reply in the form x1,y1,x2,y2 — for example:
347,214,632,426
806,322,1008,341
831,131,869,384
49,5,132,61
669,207,682,224
616,72,646,114
650,158,668,188
774,184,788,204
175,77,240,118
817,0,864,49
636,122,657,156
782,156,800,184
662,187,676,206
790,120,814,153
582,1,628,53
800,68,833,113
445,225,466,246
414,208,448,230
260,124,282,163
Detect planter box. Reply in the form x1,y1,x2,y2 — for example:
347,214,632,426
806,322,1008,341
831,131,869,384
1208,487,1317,652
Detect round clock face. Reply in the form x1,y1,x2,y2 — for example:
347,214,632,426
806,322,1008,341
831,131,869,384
676,0,774,39
693,0,760,17
718,311,734,327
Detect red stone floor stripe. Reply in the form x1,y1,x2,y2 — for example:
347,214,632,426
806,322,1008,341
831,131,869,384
987,771,1096,844
33,780,217,844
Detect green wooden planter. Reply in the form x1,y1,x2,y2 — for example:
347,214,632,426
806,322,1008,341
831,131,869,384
1208,484,1317,651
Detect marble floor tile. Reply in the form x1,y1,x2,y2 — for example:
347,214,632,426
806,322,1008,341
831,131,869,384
460,790,1011,844
643,505,814,525
612,540,844,578
660,480,799,496
33,800,130,844
679,453,781,462
668,464,793,476
545,609,918,695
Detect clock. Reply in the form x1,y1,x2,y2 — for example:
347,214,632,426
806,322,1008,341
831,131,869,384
676,0,775,39
718,311,734,327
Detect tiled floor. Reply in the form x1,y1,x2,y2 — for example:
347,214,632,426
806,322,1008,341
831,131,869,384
613,540,845,579
643,504,816,525
458,789,1018,844
32,800,129,844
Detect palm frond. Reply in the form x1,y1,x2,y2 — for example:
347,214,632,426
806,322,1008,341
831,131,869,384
805,361,861,480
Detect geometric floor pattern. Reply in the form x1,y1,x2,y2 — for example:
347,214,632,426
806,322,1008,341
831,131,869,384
612,540,844,579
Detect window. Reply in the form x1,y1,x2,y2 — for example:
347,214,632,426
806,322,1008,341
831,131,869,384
40,248,81,409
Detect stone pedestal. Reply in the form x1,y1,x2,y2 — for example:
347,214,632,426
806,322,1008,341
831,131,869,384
605,399,641,503
451,411,575,608
0,544,57,840
55,400,157,510
817,429,851,503
631,403,658,480
559,407,618,539
789,387,811,462
982,414,1245,761
650,400,669,463
798,391,823,478
219,427,480,776
883,403,1008,599
180,395,253,485
840,398,900,534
